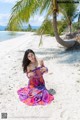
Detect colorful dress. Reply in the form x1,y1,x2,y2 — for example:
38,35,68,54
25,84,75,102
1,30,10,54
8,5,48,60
17,66,54,106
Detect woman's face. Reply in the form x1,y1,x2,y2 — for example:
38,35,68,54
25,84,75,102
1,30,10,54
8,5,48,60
27,52,36,62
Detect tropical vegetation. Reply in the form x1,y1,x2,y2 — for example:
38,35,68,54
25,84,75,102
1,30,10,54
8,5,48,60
7,0,80,48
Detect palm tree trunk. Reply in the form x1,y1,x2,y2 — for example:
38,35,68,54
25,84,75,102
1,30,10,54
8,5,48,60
52,0,75,48
69,24,72,34
78,14,80,27
69,19,72,34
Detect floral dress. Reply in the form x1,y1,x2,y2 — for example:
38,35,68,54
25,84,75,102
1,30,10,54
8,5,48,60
17,66,54,106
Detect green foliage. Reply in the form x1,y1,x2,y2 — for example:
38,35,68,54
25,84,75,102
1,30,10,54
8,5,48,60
59,0,77,33
59,0,76,21
37,19,67,36
72,22,80,32
58,20,68,34
7,0,42,31
7,0,78,36
24,24,33,31
37,19,54,36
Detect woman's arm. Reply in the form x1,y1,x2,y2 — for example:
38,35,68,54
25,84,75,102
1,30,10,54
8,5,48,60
26,66,35,78
40,59,48,73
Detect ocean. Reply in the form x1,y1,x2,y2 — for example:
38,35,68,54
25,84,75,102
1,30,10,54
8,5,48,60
0,31,24,42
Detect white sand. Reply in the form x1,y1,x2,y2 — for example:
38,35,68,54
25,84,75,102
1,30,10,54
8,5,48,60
0,32,80,120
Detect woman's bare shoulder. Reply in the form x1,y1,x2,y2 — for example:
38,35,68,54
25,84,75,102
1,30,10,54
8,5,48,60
27,64,31,72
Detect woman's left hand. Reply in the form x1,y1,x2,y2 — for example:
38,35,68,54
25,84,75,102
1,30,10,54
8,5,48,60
40,67,48,73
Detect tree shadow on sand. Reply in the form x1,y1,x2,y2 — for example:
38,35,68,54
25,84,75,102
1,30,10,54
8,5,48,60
35,47,80,64
18,46,80,64
35,48,62,60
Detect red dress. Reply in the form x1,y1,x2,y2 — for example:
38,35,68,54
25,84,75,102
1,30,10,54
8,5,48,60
17,66,54,106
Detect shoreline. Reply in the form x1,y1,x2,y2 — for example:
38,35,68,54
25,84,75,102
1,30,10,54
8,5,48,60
0,31,28,42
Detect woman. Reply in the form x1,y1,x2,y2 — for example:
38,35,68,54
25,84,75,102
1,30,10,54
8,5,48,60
17,49,54,106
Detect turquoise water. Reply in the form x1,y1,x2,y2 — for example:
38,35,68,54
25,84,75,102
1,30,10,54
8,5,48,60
0,31,24,42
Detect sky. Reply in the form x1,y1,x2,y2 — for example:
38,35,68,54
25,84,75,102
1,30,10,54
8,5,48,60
0,0,46,26
0,0,80,27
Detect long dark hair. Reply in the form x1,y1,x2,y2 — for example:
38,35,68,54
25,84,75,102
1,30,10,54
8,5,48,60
22,49,35,73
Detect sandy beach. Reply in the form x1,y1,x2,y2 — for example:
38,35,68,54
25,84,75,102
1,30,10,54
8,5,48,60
0,32,80,120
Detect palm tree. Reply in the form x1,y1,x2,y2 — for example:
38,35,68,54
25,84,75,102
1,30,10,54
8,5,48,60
59,1,77,34
73,10,80,28
37,19,55,36
27,24,32,31
8,0,78,48
51,0,76,47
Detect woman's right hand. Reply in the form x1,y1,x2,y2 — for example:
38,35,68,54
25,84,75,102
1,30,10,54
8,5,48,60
27,72,35,78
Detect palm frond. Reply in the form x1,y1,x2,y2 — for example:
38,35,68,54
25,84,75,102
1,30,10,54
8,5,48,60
7,0,41,30
40,0,51,14
38,32,43,47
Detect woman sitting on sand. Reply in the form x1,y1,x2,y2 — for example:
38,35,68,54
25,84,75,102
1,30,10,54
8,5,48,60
17,49,54,106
